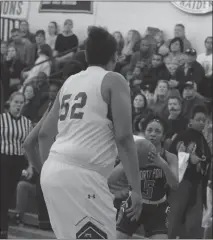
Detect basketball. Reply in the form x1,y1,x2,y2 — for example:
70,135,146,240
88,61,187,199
134,136,156,168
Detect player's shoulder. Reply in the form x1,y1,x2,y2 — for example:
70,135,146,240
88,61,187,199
103,71,128,87
165,150,178,163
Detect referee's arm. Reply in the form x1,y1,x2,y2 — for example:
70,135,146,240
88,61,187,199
38,93,59,164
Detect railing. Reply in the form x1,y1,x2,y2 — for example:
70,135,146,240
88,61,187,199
0,17,21,41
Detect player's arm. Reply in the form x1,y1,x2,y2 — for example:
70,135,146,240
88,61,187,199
38,93,59,164
158,152,179,190
23,109,49,173
108,163,130,199
102,72,141,198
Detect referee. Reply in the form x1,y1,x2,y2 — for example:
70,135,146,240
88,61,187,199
0,92,32,239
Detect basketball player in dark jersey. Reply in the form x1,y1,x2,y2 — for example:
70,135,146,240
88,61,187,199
108,115,179,239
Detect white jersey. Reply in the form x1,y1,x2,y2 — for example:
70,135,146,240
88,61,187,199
50,66,117,178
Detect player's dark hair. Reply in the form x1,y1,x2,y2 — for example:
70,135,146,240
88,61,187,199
140,113,167,134
85,26,117,66
191,105,207,119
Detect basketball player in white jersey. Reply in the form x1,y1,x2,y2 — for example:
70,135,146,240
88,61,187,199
38,27,143,239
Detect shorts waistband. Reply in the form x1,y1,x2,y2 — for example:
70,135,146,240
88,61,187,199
142,195,167,205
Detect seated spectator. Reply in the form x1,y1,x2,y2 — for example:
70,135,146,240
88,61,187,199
4,45,25,93
46,21,58,51
9,28,35,67
115,29,141,74
23,44,52,85
197,36,212,98
34,30,47,59
141,53,170,92
0,40,7,63
113,31,124,57
148,80,169,120
127,37,153,76
54,19,79,65
176,48,205,93
13,167,38,225
166,62,179,90
182,81,205,119
166,24,192,52
164,96,188,149
22,82,39,122
19,20,35,43
154,31,169,56
164,37,185,67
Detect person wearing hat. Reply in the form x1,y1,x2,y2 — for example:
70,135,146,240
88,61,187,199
176,48,205,94
182,81,205,119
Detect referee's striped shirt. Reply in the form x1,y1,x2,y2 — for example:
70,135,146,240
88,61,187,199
0,112,32,156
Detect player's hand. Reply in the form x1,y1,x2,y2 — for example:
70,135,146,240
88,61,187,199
190,153,202,165
126,191,143,221
147,146,157,164
26,165,34,180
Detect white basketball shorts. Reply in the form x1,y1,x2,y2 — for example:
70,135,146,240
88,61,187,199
40,156,116,239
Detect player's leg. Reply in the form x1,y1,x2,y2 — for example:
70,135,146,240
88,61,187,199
144,202,168,239
41,159,116,239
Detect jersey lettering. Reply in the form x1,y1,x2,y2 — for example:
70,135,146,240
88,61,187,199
59,92,87,121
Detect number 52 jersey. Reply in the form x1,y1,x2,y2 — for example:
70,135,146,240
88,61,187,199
50,66,118,178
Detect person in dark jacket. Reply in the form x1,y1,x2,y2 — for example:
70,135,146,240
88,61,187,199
168,105,212,239
176,48,205,94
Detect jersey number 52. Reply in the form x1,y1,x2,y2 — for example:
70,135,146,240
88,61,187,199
59,92,87,121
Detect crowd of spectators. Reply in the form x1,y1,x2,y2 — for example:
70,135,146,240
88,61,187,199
0,18,212,239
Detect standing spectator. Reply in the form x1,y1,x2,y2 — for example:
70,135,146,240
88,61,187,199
23,44,52,85
166,24,192,52
19,20,35,43
128,37,152,76
46,22,58,51
10,28,35,67
4,45,25,93
197,36,212,98
169,105,211,239
113,31,124,57
164,37,185,67
182,81,205,119
0,92,33,239
176,48,205,93
54,19,79,65
148,80,170,120
0,41,7,63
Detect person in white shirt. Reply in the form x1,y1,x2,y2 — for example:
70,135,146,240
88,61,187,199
197,36,212,77
37,27,144,239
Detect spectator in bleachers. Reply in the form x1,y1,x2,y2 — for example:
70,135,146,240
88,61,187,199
164,96,188,148
54,19,79,65
113,31,124,57
23,44,52,85
4,45,25,93
166,24,192,52
127,37,152,76
0,41,7,63
197,36,212,98
182,81,205,119
148,80,169,120
166,62,179,90
19,20,35,44
169,105,211,239
22,82,39,122
10,28,35,67
34,30,46,60
115,29,141,74
154,31,169,56
46,21,58,51
141,53,170,92
176,48,205,93
164,37,185,67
